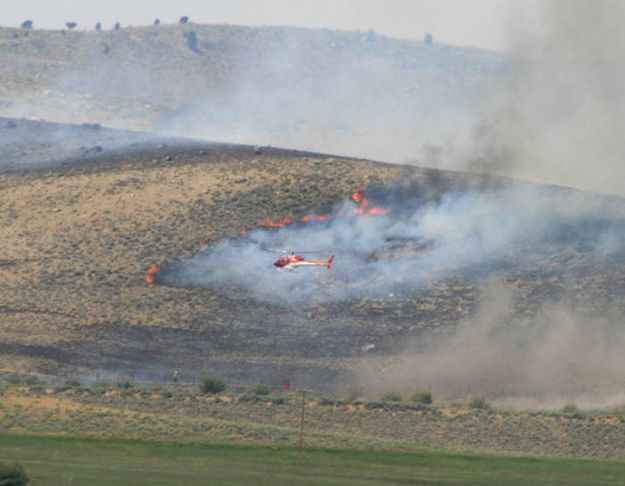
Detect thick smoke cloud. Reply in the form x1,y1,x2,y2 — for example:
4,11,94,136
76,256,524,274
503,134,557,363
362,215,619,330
429,0,625,196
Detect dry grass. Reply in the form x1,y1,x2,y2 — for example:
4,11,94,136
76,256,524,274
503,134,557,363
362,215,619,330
0,142,400,377
3,382,625,459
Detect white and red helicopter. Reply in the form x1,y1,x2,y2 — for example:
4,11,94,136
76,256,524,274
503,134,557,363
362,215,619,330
273,253,335,270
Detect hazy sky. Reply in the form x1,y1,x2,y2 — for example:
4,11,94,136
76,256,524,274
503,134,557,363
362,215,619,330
0,0,541,51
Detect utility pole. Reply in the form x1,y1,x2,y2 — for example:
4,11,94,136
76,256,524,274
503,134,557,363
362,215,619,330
298,389,307,457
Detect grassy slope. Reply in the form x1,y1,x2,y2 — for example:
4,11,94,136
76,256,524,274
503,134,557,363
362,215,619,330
3,434,625,485
3,383,625,461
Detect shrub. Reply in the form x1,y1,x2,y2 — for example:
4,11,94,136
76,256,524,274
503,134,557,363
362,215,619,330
238,394,261,403
249,384,270,396
381,392,402,402
468,397,488,409
65,22,77,30
20,20,33,30
0,461,29,485
179,16,189,24
6,375,21,385
561,403,578,414
184,31,199,52
116,379,133,389
65,379,81,388
199,375,226,394
410,391,433,405
25,375,43,386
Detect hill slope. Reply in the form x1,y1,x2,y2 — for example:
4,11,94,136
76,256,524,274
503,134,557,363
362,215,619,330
4,125,625,406
0,23,505,162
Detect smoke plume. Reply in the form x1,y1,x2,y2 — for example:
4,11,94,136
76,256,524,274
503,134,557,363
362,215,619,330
430,0,625,196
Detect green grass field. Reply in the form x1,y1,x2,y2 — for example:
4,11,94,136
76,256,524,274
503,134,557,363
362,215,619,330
2,434,625,485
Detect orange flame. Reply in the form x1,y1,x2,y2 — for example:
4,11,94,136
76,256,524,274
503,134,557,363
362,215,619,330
244,190,388,232
148,264,160,274
367,207,390,215
146,264,160,285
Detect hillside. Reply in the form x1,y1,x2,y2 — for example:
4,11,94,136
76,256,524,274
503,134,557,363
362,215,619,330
4,118,625,408
0,23,506,162
0,122,401,387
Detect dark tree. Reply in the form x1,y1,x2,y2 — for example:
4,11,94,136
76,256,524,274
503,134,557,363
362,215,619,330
95,22,101,31
184,31,199,52
0,462,29,486
199,375,226,394
154,18,160,25
20,20,33,29
179,16,189,24
424,33,433,45
66,21,77,30
113,22,121,30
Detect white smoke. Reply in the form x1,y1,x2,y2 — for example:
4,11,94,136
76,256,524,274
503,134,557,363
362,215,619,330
171,181,625,303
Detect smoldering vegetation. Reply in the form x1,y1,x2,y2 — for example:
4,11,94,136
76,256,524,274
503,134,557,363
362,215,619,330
163,179,625,305
152,174,625,406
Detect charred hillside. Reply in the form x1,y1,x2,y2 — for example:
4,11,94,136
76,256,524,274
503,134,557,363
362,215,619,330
4,129,625,402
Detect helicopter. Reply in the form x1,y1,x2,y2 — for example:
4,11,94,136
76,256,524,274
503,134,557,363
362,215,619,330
273,253,335,270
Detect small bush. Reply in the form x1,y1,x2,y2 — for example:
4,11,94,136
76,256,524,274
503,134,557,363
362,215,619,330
249,384,270,396
65,379,81,388
381,392,402,402
25,375,43,386
561,403,578,414
0,461,29,485
6,375,21,385
184,31,199,52
468,397,488,409
410,391,433,405
238,393,262,403
199,375,226,394
116,379,133,389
